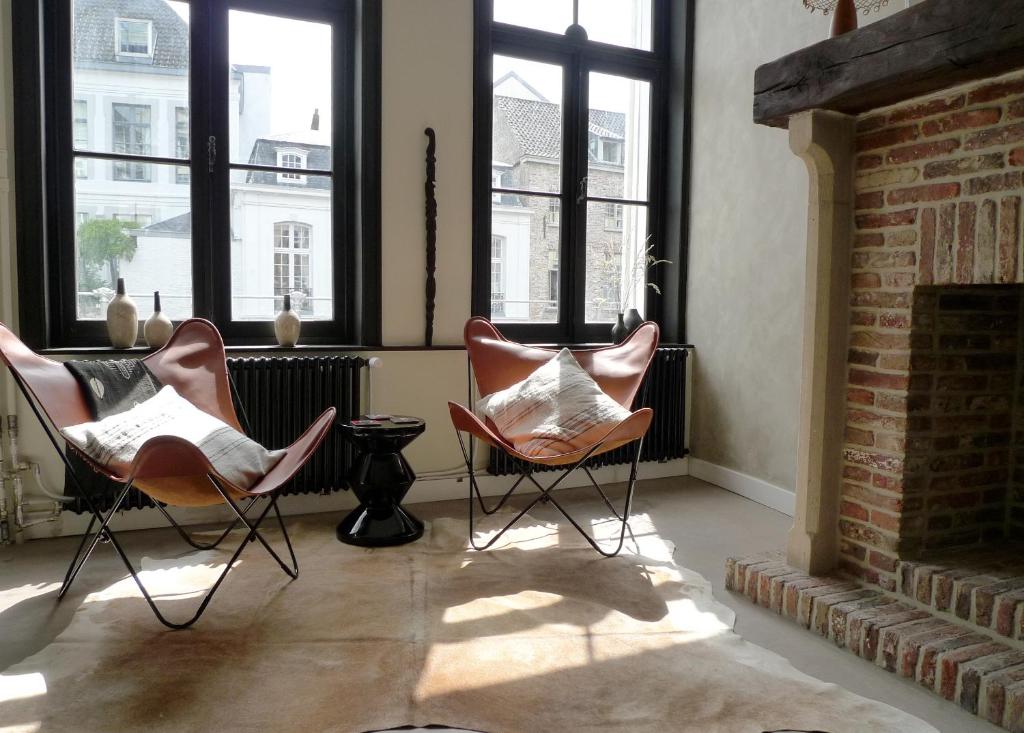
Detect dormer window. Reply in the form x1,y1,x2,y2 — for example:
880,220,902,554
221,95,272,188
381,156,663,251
116,18,153,58
588,134,623,165
277,149,307,184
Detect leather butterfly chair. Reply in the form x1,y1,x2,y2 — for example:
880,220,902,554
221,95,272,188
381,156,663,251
449,317,658,557
0,318,336,629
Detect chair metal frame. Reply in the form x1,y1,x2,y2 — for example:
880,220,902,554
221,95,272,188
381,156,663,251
451,320,656,558
10,365,300,630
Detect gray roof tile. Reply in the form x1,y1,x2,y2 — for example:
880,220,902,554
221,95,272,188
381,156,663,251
74,0,188,70
494,95,626,160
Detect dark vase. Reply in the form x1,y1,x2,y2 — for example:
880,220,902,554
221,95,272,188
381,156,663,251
610,314,628,344
831,0,858,37
623,307,643,334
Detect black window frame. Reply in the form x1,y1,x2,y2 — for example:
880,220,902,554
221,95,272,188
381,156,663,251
472,0,692,344
13,0,382,349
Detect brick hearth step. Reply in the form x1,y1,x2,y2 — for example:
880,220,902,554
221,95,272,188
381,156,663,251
897,544,1024,641
726,553,1024,731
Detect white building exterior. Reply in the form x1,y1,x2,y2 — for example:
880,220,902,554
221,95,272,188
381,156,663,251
74,0,331,322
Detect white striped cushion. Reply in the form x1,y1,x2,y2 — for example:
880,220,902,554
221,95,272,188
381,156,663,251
476,348,631,458
61,386,284,489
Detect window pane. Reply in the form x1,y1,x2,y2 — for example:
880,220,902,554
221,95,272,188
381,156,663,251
228,10,332,168
588,73,650,202
579,0,653,51
493,0,573,35
71,0,189,159
493,55,562,195
584,201,649,323
231,175,333,321
228,10,333,323
175,106,189,183
491,193,560,323
74,160,193,321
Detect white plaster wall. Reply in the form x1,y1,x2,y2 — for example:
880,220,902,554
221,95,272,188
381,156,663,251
380,0,473,347
686,1,906,492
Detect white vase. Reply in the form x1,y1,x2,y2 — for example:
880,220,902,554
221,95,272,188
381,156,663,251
274,293,301,347
106,278,138,349
144,291,174,349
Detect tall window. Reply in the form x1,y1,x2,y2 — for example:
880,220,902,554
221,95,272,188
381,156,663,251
175,107,190,184
274,222,312,314
14,0,380,347
475,0,670,342
490,235,505,318
73,99,88,178
605,203,623,231
111,103,151,181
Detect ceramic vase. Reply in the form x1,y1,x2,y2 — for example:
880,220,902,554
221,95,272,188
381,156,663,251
623,307,643,334
610,313,628,345
144,291,174,349
106,277,138,349
275,293,301,347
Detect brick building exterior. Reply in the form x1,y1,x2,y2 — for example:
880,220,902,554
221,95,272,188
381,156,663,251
492,91,629,322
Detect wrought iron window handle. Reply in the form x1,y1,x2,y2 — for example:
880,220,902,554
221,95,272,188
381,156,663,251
576,176,588,204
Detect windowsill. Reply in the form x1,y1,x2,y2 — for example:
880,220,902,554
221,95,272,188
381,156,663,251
39,344,466,356
39,342,694,356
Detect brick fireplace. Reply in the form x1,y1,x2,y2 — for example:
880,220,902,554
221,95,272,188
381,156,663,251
731,3,1024,725
837,73,1024,591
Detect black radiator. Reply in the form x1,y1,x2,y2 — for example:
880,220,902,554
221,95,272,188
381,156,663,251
68,355,362,513
487,346,690,476
228,356,363,496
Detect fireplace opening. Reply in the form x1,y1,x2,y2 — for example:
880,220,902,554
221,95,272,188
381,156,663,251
903,284,1024,558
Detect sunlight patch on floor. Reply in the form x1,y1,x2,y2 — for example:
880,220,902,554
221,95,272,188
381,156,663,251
0,671,47,705
82,554,238,603
0,583,60,614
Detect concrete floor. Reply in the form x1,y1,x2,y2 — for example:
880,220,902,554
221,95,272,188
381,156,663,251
0,475,998,733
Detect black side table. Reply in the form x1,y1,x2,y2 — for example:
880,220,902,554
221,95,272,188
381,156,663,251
336,416,426,547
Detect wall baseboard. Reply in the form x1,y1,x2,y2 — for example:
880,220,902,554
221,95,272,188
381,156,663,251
22,457,691,540
688,458,795,516
16,456,800,539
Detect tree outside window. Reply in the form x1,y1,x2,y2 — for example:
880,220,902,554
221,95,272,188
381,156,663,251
76,218,139,316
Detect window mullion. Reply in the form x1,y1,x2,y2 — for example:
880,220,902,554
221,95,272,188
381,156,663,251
567,52,589,344
207,0,233,330
189,0,213,328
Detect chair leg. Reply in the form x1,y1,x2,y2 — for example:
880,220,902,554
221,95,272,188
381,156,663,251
58,483,134,601
208,476,298,579
60,479,297,629
454,428,532,516
465,435,645,558
153,495,259,551
114,492,286,629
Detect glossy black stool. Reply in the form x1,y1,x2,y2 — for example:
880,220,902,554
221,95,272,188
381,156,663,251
336,416,425,547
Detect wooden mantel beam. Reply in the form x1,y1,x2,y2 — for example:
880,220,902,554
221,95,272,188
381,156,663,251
754,0,1024,128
